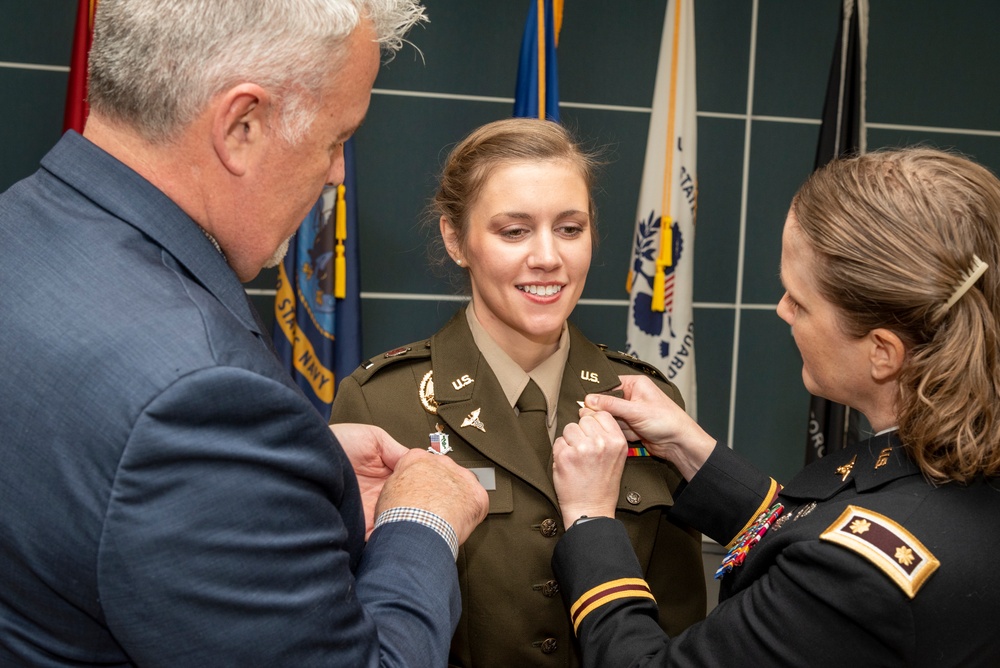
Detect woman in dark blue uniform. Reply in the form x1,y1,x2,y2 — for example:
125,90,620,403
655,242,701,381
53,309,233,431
552,147,1000,667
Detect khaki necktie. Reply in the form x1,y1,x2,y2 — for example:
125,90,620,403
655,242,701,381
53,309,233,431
516,379,551,471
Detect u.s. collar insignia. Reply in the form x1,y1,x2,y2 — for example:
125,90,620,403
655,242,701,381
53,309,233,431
461,408,486,432
428,424,452,455
419,370,438,415
875,447,892,469
820,505,939,598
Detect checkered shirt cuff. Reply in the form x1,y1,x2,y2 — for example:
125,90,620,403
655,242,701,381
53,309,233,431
374,507,459,561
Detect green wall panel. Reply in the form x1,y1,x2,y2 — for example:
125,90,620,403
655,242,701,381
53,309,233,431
7,0,1000,490
733,308,809,484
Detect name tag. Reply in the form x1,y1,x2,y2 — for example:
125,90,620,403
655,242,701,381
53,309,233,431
468,467,496,491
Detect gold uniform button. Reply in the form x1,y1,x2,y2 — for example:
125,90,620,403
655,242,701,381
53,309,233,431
540,638,558,654
542,579,559,597
626,491,641,506
539,518,558,537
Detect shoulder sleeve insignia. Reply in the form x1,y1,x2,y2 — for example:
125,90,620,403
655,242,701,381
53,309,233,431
820,504,939,599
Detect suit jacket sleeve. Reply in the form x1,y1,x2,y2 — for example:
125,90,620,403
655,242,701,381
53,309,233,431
98,366,459,667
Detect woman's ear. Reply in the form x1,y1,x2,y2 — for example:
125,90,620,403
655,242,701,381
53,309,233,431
869,328,906,382
440,215,463,265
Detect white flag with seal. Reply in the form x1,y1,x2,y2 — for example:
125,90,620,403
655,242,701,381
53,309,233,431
626,0,697,416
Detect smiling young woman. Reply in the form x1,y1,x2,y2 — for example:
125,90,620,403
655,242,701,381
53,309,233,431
330,118,707,667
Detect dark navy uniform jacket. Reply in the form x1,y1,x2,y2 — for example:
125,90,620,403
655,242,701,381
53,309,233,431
554,431,1000,667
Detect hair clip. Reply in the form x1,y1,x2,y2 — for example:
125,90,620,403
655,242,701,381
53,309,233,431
944,255,988,310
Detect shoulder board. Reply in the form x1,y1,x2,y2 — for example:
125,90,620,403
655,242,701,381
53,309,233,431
353,339,432,384
820,504,939,599
600,348,669,383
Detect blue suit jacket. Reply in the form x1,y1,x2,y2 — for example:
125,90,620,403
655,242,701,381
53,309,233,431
0,132,459,667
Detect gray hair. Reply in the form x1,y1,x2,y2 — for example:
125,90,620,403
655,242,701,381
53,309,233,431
88,0,426,143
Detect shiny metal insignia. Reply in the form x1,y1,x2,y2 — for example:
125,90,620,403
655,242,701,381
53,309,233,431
875,447,892,469
419,370,438,415
793,501,817,521
461,407,486,432
836,454,857,482
427,423,452,456
384,346,410,358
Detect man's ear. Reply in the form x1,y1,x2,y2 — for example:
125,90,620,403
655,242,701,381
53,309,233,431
212,83,271,177
439,215,463,264
869,327,906,382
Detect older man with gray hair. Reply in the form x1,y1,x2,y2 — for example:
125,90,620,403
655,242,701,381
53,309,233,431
0,1,488,665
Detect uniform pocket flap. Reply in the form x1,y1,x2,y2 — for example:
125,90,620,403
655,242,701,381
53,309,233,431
457,459,514,514
618,459,678,513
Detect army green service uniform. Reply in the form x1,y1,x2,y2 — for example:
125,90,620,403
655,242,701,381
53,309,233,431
331,308,705,667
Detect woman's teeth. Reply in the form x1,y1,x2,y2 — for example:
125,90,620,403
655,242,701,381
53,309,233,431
518,285,562,296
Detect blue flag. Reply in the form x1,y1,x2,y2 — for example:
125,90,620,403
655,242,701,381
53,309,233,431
273,139,362,420
513,0,562,121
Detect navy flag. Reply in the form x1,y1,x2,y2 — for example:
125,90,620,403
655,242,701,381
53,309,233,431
273,139,362,421
514,0,562,121
805,0,868,464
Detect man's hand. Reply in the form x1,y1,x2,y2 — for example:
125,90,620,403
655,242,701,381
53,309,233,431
331,423,407,539
553,412,627,527
376,449,488,546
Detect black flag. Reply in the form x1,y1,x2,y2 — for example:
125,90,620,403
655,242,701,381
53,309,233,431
805,0,868,464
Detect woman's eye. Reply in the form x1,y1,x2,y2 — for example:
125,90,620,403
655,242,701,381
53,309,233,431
500,228,528,240
557,224,584,238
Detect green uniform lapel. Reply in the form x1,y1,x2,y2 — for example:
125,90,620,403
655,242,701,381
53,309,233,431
430,311,558,505
556,323,627,435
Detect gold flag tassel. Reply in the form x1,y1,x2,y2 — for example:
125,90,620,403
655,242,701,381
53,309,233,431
651,0,684,314
334,183,347,299
651,215,673,312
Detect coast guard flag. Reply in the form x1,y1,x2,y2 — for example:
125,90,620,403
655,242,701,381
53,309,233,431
805,0,868,464
626,0,698,416
273,139,362,421
513,0,562,121
64,0,97,133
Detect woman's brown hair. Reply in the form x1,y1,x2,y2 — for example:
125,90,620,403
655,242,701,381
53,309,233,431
793,147,1000,483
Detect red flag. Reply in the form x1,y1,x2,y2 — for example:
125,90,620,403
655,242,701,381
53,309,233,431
64,0,98,133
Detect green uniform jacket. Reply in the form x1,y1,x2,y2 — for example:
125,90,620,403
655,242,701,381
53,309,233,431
331,309,706,667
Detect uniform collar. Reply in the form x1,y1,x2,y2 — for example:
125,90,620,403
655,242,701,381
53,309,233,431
430,310,558,502
464,303,569,431
780,430,921,501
